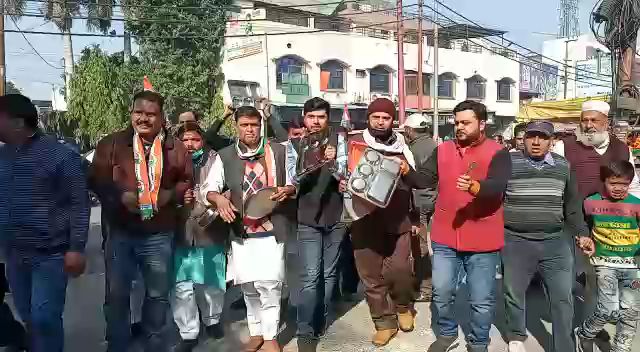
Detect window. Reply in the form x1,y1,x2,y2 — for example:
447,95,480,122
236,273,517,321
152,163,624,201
438,72,456,98
466,74,486,100
276,56,305,89
405,72,430,95
320,60,347,90
497,77,514,101
370,66,391,94
356,69,367,78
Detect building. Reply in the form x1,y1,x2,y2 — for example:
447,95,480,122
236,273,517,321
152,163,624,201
222,0,520,135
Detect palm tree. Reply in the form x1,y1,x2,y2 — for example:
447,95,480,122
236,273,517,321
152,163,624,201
42,0,115,98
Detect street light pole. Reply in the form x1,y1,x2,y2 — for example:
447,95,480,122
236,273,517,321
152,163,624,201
396,0,406,124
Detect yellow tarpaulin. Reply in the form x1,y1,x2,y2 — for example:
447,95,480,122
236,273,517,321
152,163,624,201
518,95,610,122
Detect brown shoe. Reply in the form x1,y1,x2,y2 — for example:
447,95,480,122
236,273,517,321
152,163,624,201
397,311,415,332
243,336,264,352
372,328,398,347
261,339,282,352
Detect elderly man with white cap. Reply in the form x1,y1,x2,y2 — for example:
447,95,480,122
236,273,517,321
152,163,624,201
552,100,640,337
402,113,437,302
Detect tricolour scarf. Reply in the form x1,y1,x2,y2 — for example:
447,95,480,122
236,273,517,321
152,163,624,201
362,129,416,168
133,131,164,220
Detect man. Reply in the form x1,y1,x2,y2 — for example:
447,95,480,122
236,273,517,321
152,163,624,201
345,98,429,347
509,123,526,152
89,91,193,352
202,106,295,352
0,94,90,352
402,113,437,302
552,100,640,327
501,121,590,352
424,100,511,352
294,97,346,351
172,122,227,352
176,107,233,151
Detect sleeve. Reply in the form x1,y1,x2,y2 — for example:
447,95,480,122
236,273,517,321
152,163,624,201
88,136,124,209
404,147,439,189
475,149,512,198
174,144,193,205
285,141,298,186
203,120,233,151
627,149,640,198
552,140,565,157
564,168,590,236
61,150,90,253
200,154,226,205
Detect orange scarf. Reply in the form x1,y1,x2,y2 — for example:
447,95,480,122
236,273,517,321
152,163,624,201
133,131,164,220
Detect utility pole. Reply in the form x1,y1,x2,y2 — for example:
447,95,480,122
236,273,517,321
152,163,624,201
0,0,6,96
124,31,131,63
563,37,577,99
396,0,406,124
432,0,439,140
417,0,424,113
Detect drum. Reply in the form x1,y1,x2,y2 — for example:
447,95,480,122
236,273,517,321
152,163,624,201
191,203,220,230
244,187,279,220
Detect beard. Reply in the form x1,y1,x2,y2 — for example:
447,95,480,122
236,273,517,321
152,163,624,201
575,128,608,147
368,126,393,141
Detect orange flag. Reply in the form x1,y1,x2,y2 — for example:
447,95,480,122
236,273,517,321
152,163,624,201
143,76,154,91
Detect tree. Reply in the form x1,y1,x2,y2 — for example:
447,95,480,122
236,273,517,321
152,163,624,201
42,0,116,98
123,0,229,125
6,81,22,95
65,45,145,147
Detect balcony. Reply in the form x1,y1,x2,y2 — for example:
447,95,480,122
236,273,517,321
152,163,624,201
281,72,310,104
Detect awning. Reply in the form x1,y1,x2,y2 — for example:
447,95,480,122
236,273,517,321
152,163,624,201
518,95,610,122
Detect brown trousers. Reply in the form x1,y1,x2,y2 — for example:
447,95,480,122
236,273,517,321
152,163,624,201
351,229,414,330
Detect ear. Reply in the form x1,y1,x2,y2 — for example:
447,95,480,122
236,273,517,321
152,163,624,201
479,120,486,132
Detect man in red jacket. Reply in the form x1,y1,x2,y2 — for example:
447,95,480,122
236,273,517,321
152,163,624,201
423,101,511,352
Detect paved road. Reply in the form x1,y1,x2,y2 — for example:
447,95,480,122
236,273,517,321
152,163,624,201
6,207,638,352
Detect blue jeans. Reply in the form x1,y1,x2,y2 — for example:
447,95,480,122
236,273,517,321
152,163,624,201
577,266,640,352
104,230,173,352
4,250,67,352
431,242,498,347
296,223,347,338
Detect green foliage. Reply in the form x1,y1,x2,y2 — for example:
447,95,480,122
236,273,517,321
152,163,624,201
123,0,230,126
65,45,146,147
6,81,22,95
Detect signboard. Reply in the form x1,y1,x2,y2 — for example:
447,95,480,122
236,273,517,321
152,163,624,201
576,56,613,98
519,56,559,100
227,40,263,61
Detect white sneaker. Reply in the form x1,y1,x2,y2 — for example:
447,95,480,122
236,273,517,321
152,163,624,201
508,341,527,352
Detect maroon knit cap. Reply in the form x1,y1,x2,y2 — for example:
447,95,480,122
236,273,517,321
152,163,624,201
367,98,396,119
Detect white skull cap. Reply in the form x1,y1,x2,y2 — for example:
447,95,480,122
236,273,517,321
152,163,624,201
581,100,610,116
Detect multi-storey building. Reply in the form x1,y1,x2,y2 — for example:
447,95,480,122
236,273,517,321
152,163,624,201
222,0,519,135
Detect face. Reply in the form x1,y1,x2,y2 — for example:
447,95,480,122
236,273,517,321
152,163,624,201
0,112,11,143
493,135,503,144
131,99,163,140
580,111,608,134
524,131,552,158
604,176,631,200
303,110,329,133
178,111,197,124
236,115,262,147
454,109,484,144
288,127,306,140
180,130,204,154
514,131,525,151
369,112,393,131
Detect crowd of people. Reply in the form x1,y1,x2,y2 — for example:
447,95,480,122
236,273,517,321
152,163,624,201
0,91,638,352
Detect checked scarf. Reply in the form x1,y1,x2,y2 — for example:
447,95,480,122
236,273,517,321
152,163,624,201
241,143,276,233
133,131,164,220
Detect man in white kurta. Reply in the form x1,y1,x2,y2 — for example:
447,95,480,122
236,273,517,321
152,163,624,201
201,106,296,352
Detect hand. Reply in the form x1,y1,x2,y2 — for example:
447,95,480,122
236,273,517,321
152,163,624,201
223,104,235,119
426,232,433,256
270,186,296,202
212,194,238,223
411,225,420,236
339,179,348,193
576,236,595,257
398,159,410,176
184,189,195,206
157,189,174,207
64,251,86,278
324,146,337,161
121,192,139,213
456,174,473,192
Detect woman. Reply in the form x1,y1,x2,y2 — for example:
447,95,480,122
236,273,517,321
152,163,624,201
172,122,227,352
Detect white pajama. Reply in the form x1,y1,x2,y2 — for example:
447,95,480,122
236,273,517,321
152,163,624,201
241,280,282,340
172,280,225,340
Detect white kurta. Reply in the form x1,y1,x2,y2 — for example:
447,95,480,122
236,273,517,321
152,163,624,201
200,148,294,285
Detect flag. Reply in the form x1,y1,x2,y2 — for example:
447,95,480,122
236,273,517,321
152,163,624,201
143,76,154,91
340,103,351,129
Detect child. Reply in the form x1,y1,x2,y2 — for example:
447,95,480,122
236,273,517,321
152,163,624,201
575,160,640,352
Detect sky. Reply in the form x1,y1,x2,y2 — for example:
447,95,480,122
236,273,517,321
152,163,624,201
9,0,599,100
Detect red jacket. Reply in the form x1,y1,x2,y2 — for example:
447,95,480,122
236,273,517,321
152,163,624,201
431,138,506,252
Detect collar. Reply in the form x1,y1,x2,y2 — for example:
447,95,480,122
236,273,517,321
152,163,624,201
526,152,555,166
455,134,487,155
408,133,430,146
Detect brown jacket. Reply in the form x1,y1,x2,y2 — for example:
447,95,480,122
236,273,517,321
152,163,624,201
89,127,193,235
